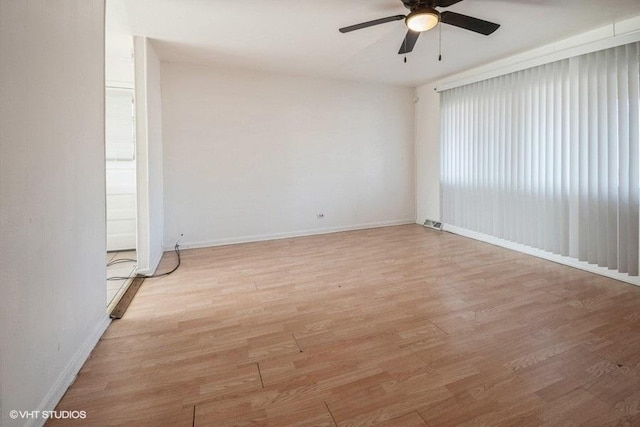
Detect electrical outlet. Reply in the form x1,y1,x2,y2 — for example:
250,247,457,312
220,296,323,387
317,213,324,220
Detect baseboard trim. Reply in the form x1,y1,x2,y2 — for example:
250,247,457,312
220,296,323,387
444,224,640,287
165,219,416,250
27,315,111,427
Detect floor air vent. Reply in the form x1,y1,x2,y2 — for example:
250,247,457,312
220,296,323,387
423,219,443,231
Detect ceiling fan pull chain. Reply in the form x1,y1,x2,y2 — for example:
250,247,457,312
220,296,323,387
438,23,442,61
404,37,408,63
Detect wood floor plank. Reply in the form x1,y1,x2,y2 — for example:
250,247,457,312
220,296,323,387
48,225,640,426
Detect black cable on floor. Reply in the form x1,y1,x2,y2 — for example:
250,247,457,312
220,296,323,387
107,240,181,281
107,258,137,267
147,242,181,278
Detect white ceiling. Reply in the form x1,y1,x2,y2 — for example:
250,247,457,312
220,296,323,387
116,0,640,87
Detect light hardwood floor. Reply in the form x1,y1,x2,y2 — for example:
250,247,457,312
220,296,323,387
50,225,640,426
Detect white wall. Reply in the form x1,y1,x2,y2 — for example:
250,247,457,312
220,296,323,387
0,1,109,426
415,84,440,223
135,37,164,274
161,63,415,248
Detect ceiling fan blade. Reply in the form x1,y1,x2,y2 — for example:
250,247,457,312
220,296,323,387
339,15,405,33
398,30,421,54
437,0,464,7
440,11,500,35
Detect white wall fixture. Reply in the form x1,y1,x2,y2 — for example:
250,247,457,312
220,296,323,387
423,219,442,231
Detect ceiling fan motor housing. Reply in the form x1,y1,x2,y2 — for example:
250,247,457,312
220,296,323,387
402,0,437,12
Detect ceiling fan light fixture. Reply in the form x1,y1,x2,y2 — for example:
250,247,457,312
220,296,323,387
405,8,440,32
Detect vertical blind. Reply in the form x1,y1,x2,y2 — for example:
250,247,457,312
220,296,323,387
441,42,640,276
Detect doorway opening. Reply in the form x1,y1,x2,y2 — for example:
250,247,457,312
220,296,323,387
106,85,137,312
105,0,137,313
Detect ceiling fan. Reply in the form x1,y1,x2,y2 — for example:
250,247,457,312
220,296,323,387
339,0,500,55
